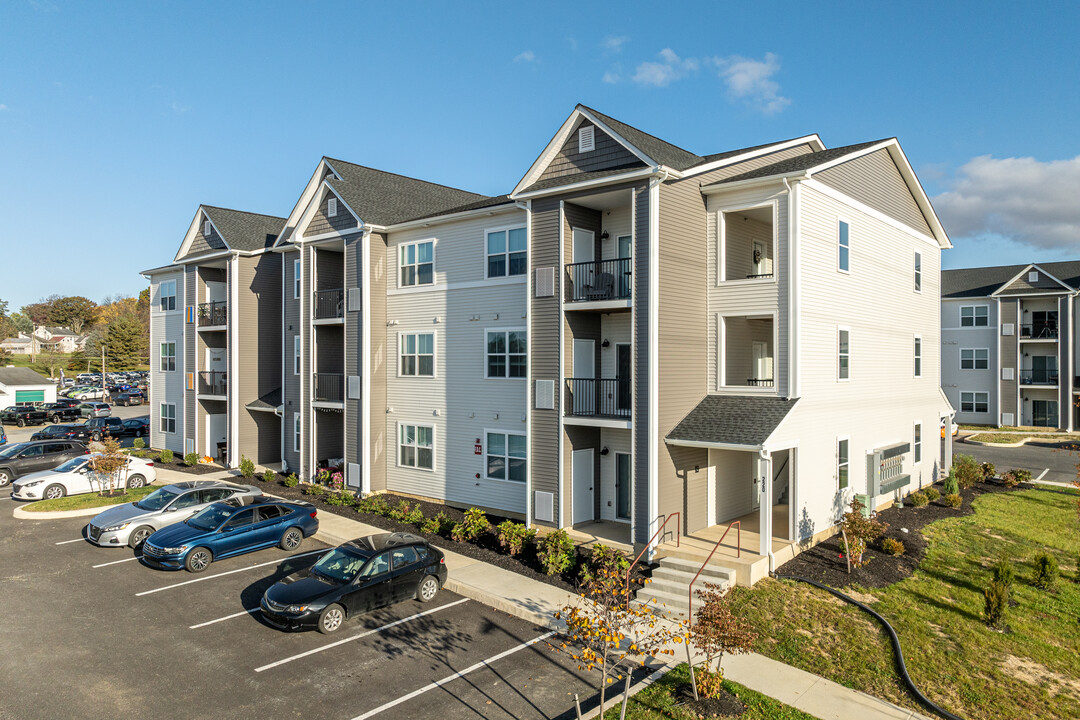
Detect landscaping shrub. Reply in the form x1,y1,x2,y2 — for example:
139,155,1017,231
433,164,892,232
881,537,905,556
1013,468,1033,484
1032,553,1059,590
451,507,490,542
943,469,960,496
421,511,455,535
238,455,255,478
283,473,299,487
953,454,981,489
302,483,326,498
538,529,576,576
839,497,887,569
356,494,389,516
159,448,174,464
579,543,629,585
944,493,963,508
261,469,277,484
184,452,201,467
690,582,757,698
496,519,537,556
1001,471,1020,488
908,491,929,507
980,462,996,481
925,486,940,501
403,503,425,525
984,578,1008,628
132,437,145,450
992,556,1014,591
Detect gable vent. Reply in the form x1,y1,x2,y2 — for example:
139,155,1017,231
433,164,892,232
535,267,555,298
203,219,212,236
328,197,338,218
578,125,595,153
1028,271,1038,283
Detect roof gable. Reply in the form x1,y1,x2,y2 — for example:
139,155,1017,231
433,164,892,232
814,148,933,237
175,208,228,262
943,261,1080,298
993,263,1074,296
534,117,646,187
176,206,284,262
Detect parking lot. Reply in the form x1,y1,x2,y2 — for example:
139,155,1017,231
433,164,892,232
950,436,1080,485
0,510,623,720
1,402,148,448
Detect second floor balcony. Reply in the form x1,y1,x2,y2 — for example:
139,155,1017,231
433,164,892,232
314,289,344,321
565,377,632,419
313,373,344,404
198,371,227,397
197,301,227,329
1020,322,1058,340
1020,368,1058,385
565,258,632,305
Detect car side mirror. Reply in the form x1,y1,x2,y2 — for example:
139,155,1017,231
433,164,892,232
164,506,177,512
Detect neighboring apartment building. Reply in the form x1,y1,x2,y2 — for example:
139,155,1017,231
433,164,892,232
942,261,1080,429
147,105,952,578
1,327,88,354
143,206,284,466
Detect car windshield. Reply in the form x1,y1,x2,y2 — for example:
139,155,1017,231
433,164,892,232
135,487,179,511
311,549,368,583
53,457,87,473
187,504,236,532
0,443,28,459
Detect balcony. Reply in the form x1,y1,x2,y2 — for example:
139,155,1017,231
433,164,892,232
314,289,344,322
745,378,774,388
565,378,631,419
197,301,227,329
313,373,344,404
1020,323,1058,340
198,371,227,397
1019,368,1058,385
565,258,632,305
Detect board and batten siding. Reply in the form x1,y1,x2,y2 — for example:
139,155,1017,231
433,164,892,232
235,253,282,466
530,198,562,525
282,247,302,474
940,298,998,425
537,119,645,184
815,148,933,238
149,271,185,453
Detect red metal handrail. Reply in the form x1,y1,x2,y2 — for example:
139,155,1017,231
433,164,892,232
625,512,680,604
687,520,740,626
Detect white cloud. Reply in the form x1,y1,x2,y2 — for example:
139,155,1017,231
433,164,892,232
602,71,621,84
710,52,790,115
602,35,629,53
513,50,536,63
934,154,1080,249
632,48,698,87
0,104,8,112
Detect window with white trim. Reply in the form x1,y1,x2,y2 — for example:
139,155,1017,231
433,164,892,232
487,330,527,378
293,259,301,299
399,424,433,470
838,328,850,380
400,333,434,376
960,391,989,413
914,336,922,377
160,403,176,434
160,280,177,311
914,251,922,292
293,336,300,375
838,220,850,272
837,438,849,489
486,431,526,482
960,305,988,327
399,241,434,287
327,197,337,217
914,423,922,463
160,342,176,372
293,413,300,453
486,227,527,278
960,348,989,370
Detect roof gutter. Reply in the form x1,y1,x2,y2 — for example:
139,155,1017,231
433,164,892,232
701,171,810,195
511,166,658,201
664,438,763,452
383,202,519,232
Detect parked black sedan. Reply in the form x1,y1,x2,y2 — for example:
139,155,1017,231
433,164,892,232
30,424,87,441
260,533,447,634
119,417,150,437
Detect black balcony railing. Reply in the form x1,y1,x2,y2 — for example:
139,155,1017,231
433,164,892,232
1020,368,1058,385
197,301,227,327
565,378,632,418
746,378,774,387
565,258,632,303
198,371,227,396
745,273,774,279
1020,323,1058,339
314,289,344,320
313,373,344,403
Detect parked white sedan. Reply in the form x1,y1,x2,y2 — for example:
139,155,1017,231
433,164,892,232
11,455,156,501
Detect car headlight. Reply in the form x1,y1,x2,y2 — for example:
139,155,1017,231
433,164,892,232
162,546,187,554
21,480,44,488
286,605,309,614
103,523,129,532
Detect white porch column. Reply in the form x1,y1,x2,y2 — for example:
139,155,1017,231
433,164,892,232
943,415,953,476
758,449,773,560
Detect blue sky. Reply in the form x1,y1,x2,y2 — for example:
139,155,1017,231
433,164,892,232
1,1,1078,312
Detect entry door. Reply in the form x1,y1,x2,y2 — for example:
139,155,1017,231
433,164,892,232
616,344,631,415
751,341,772,385
615,453,631,521
572,339,595,415
207,414,227,458
1032,400,1058,427
572,449,595,524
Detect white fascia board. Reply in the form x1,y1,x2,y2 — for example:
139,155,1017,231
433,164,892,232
664,438,763,452
868,141,951,249
990,263,1074,296
273,159,334,249
383,202,519,232
141,263,184,277
680,134,825,179
702,172,807,195
173,207,230,263
512,167,658,201
178,249,233,264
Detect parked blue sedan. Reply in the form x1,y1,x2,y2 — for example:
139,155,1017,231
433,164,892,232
142,498,319,573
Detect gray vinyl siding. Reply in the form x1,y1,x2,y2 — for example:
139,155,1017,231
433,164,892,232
184,267,197,453
149,272,185,453
305,191,359,237
815,148,933,238
632,184,651,544
999,299,1019,422
345,233,362,487
301,245,314,477
1059,295,1070,428
236,253,282,467
940,298,998,425
537,119,645,184
530,197,562,525
997,269,1070,295
368,232,388,493
179,219,226,260
282,248,301,473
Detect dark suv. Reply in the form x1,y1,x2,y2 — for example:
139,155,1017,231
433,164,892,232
86,417,125,441
40,402,83,423
0,406,50,428
0,440,89,487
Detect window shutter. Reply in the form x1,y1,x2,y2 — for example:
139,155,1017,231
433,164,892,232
534,491,554,523
328,198,337,217
578,125,595,153
535,379,554,410
535,267,555,297
347,288,362,312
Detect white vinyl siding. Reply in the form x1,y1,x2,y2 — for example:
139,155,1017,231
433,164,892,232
486,431,526,482
399,333,434,377
160,403,176,434
837,219,850,272
838,328,850,380
399,241,434,287
914,251,922,292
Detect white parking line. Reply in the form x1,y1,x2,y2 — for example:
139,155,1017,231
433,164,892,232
189,607,260,629
55,538,86,545
254,597,470,673
1036,468,1050,481
135,549,326,597
350,629,558,720
92,556,141,568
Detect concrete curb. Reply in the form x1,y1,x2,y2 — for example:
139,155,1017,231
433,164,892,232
12,503,103,520
963,436,1029,448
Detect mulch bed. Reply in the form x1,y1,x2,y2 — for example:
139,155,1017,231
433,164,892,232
778,479,1033,589
673,683,746,717
135,451,226,476
259,479,651,597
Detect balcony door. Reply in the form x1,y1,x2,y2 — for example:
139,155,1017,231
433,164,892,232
616,343,631,415
615,452,631,521
206,281,226,304
1032,355,1057,384
1032,400,1058,427
617,235,632,298
572,340,595,415
751,341,772,386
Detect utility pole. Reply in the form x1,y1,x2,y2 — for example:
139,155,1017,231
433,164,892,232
101,346,106,400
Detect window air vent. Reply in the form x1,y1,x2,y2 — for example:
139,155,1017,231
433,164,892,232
1028,271,1039,283
328,198,337,218
578,125,595,153
204,219,212,236
535,267,555,297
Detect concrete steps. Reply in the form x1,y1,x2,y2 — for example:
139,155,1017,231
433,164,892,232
636,556,735,617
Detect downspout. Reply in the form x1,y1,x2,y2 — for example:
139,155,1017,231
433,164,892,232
782,177,798,399
759,447,776,572
279,253,286,472
519,200,533,528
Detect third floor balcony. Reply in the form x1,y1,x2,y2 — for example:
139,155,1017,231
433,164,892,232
197,301,227,329
314,289,344,322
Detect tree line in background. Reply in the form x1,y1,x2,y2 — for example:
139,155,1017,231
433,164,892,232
0,291,150,375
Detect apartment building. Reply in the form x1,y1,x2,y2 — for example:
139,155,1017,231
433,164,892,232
942,261,1080,429
147,105,952,580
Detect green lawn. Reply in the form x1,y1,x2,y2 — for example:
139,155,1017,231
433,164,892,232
968,432,1080,444
604,664,819,720
729,488,1080,720
23,484,156,512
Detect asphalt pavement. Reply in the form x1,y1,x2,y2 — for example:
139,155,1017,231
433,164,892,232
1,402,148,448
949,436,1080,485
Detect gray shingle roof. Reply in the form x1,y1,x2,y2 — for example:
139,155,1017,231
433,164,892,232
666,395,799,447
699,137,817,164
0,367,52,387
202,206,286,252
715,140,888,185
246,388,282,411
522,165,647,194
942,261,1080,298
324,158,488,227
581,105,704,171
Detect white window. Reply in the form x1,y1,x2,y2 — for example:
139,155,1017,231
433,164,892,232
960,348,989,370
400,241,434,287
914,423,922,464
293,259,301,299
837,437,849,489
960,305,988,327
578,125,595,153
399,424,433,470
914,336,922,377
487,330,527,378
327,197,337,218
914,251,922,292
160,342,176,372
160,280,177,311
400,333,434,376
961,391,989,413
486,227,527,278
838,328,850,380
837,220,850,272
486,431,526,482
293,413,300,453
293,336,300,375
160,403,176,434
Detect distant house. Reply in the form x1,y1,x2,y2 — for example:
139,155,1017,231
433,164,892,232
0,334,34,354
0,367,57,407
33,326,88,353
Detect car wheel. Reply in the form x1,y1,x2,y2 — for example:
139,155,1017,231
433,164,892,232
93,432,102,442
279,527,303,551
0,470,10,488
128,525,153,549
43,484,65,500
135,429,144,437
16,419,24,428
317,604,345,634
416,575,440,603
51,415,60,424
127,474,146,489
185,547,213,573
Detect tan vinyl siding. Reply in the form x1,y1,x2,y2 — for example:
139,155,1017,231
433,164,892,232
815,148,933,237
530,197,562,524
305,191,359,237
538,119,645,183
368,232,388,493
236,253,282,466
632,184,650,543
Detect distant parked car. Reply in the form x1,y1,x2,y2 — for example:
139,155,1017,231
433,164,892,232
0,426,6,446
86,416,124,441
11,454,156,501
0,440,89,487
30,424,86,441
71,388,105,401
113,392,144,407
79,402,112,419
142,497,319,573
40,402,83,423
119,417,150,438
0,406,50,428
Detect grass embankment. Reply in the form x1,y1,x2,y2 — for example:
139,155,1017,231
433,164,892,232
967,432,1080,444
605,664,818,720
728,488,1080,720
24,484,156,512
